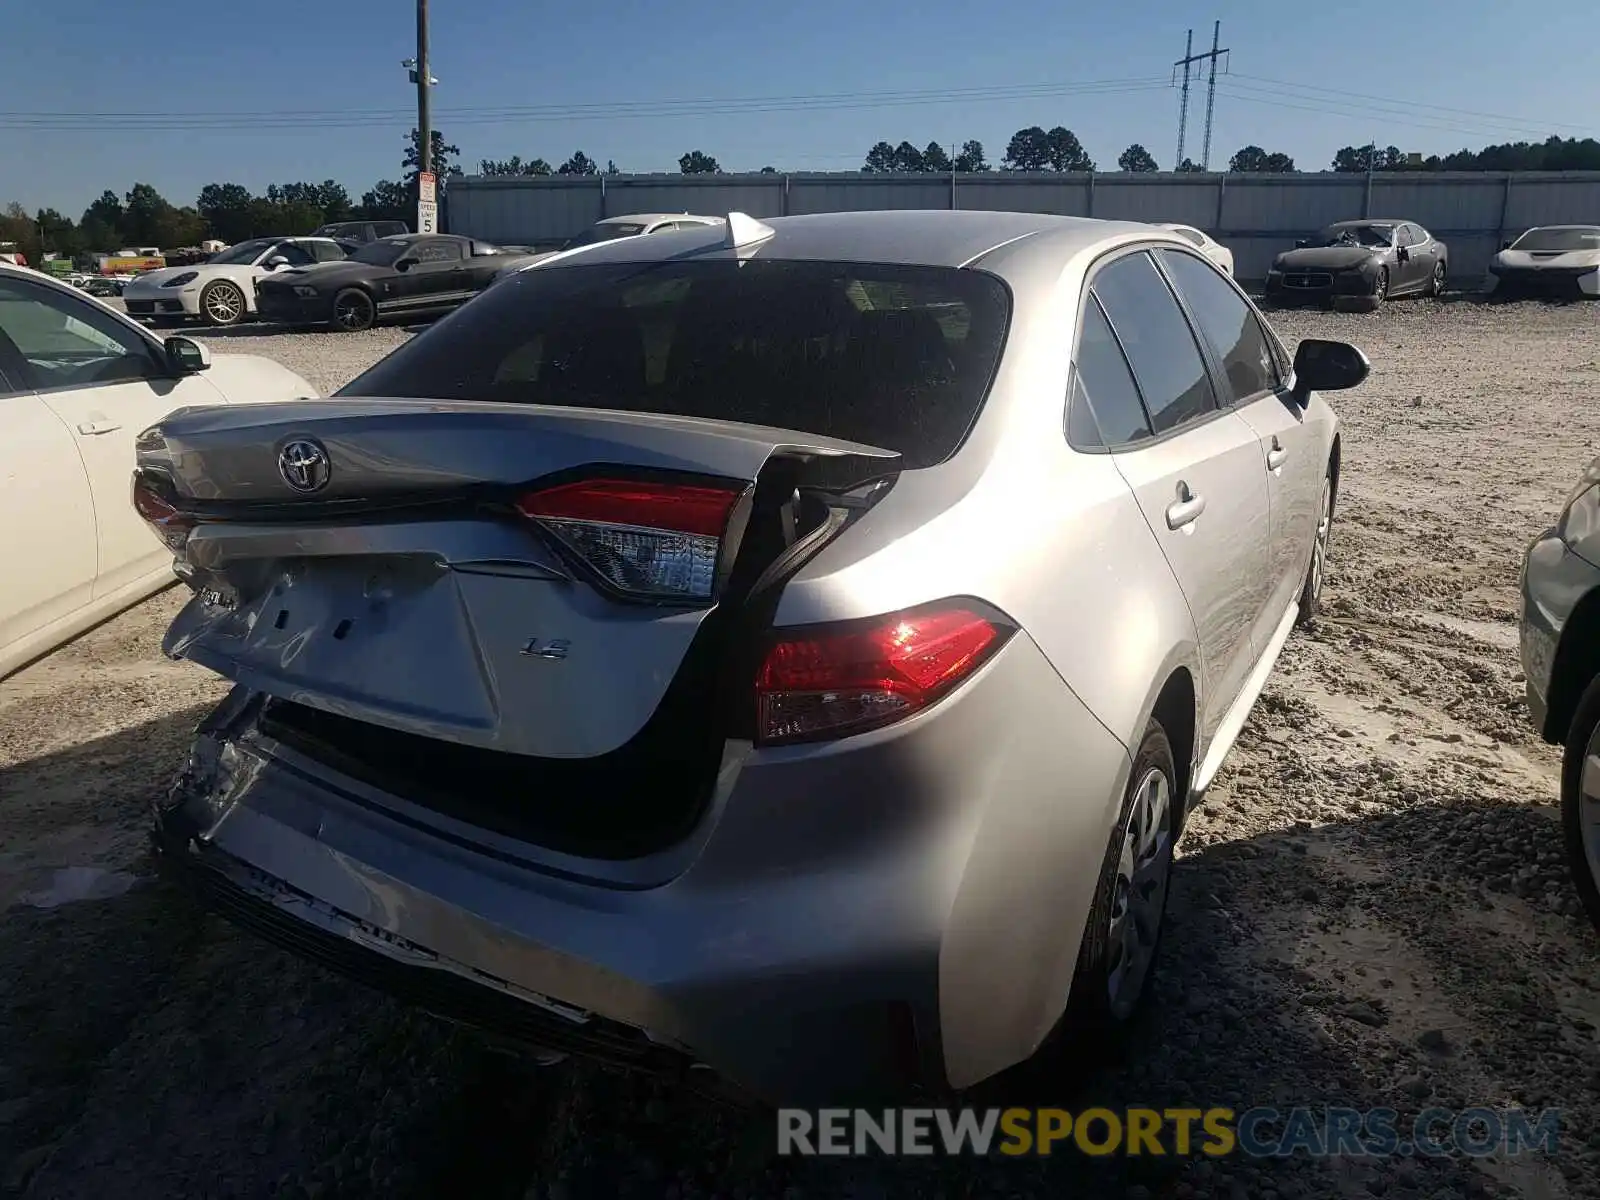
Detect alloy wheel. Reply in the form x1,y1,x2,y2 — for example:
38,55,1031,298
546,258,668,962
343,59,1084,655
1105,765,1173,1020
205,284,243,324
1581,723,1600,900
1309,479,1333,604
334,292,374,331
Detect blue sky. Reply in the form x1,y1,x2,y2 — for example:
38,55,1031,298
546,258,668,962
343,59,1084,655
3,0,1594,217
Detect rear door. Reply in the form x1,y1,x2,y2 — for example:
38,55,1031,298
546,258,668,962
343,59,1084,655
391,237,467,311
1085,248,1272,742
0,346,97,664
1155,247,1323,643
0,273,215,600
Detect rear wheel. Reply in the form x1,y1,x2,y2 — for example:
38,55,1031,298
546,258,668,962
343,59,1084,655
199,280,246,327
1067,719,1178,1033
1562,675,1600,931
1427,260,1447,297
331,287,376,332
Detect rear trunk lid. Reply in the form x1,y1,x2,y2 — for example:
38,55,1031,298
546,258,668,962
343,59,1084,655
139,398,896,762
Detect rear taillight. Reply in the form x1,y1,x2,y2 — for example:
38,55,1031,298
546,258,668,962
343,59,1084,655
755,601,1013,745
131,476,195,553
514,477,745,604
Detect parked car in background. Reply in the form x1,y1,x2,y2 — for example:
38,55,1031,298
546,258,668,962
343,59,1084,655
1487,225,1600,300
0,262,316,680
142,210,1370,1105
255,233,539,331
1265,219,1447,309
312,219,410,244
1521,455,1600,931
1153,223,1234,276
122,237,350,327
80,276,123,297
498,213,727,277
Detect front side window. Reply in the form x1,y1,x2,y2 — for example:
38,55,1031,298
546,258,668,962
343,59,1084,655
1090,252,1216,434
339,258,1012,470
311,240,346,263
1068,294,1151,449
271,242,317,267
1157,249,1280,405
0,277,157,391
413,239,463,263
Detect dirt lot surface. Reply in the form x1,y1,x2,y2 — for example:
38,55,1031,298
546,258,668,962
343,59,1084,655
3,301,1598,1200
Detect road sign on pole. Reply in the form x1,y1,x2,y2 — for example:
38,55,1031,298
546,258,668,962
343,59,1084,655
417,171,437,233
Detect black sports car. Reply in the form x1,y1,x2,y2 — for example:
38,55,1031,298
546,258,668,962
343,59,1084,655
255,233,538,331
1264,219,1448,310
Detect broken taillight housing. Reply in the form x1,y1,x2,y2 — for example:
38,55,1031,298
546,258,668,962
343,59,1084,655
131,476,196,553
755,601,1014,745
514,477,746,604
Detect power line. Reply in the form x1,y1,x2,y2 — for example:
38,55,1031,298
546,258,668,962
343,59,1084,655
0,76,1173,130
1217,82,1576,144
1231,73,1596,136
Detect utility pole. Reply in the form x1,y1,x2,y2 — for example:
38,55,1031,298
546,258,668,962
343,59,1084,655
404,0,439,233
1174,22,1229,170
1174,28,1192,170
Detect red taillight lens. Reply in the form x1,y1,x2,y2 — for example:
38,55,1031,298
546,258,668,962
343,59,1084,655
131,477,195,553
514,477,744,603
755,602,1011,745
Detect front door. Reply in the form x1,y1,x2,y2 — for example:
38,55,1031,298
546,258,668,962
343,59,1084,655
387,237,469,314
1154,247,1326,641
0,274,216,600
1088,249,1273,740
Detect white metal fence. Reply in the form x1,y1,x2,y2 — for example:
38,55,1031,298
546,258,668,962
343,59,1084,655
447,170,1600,282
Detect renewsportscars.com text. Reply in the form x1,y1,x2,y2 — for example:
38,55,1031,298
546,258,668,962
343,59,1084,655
776,1106,1562,1159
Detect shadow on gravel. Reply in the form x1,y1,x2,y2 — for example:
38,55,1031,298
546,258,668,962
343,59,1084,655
500,798,1598,1200
8,706,1596,1199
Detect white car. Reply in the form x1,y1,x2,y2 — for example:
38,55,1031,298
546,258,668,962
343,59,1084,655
0,263,317,679
497,213,725,279
1154,223,1234,276
1486,225,1600,299
121,236,350,327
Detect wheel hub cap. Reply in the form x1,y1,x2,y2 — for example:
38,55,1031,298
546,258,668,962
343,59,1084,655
1310,481,1332,601
1106,766,1172,1018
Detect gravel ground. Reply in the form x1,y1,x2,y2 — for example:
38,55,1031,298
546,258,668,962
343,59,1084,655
3,299,1599,1200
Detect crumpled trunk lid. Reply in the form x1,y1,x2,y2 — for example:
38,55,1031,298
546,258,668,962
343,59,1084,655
141,398,895,761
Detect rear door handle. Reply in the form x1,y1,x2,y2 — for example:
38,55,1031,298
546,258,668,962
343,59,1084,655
1166,482,1206,530
76,420,122,436
1266,436,1288,471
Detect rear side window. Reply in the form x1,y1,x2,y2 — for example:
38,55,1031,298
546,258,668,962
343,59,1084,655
414,239,462,263
1068,294,1151,449
1157,249,1280,404
339,259,1012,469
311,240,345,262
1090,252,1216,434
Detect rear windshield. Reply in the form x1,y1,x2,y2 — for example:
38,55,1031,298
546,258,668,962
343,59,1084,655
1512,227,1600,253
338,259,1012,468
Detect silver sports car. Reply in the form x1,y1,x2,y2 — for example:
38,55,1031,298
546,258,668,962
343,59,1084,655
135,209,1369,1105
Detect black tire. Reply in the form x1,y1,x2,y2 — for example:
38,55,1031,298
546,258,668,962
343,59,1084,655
198,279,247,327
1064,718,1179,1038
330,287,376,332
1296,466,1335,626
1562,675,1600,931
1427,260,1446,297
1366,267,1389,310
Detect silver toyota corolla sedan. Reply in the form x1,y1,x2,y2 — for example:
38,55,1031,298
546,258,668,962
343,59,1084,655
134,209,1369,1105
1521,456,1600,930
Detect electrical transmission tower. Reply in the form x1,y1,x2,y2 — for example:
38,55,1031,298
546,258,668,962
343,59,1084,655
1173,22,1229,169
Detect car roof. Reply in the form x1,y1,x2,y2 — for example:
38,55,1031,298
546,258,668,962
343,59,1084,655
595,213,720,227
542,209,1166,270
1521,223,1600,232
1327,218,1403,228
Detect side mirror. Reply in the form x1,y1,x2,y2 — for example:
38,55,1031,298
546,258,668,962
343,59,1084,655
1294,238,1311,249
1290,339,1368,404
1396,246,1410,262
1501,239,1513,251
265,255,289,269
394,256,417,272
164,335,211,375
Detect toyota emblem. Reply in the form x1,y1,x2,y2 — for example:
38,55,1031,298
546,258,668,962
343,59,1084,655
277,438,331,493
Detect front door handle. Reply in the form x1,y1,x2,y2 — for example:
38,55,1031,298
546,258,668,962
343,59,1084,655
76,419,122,436
1166,481,1206,530
1266,436,1288,471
